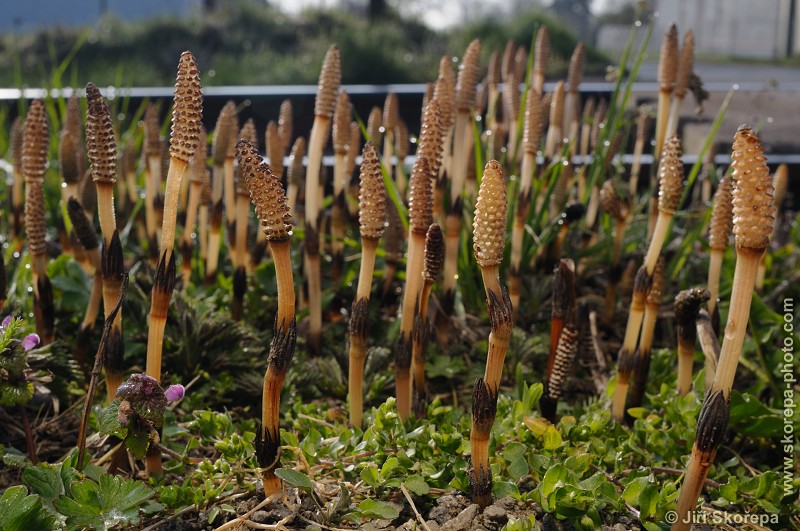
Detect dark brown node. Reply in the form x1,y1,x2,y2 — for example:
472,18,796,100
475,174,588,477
394,332,412,370
695,389,730,453
349,297,369,339
268,316,297,372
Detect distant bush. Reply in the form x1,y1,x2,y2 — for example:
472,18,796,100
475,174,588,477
0,1,608,88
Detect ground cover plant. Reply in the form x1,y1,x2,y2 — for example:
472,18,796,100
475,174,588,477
0,15,799,531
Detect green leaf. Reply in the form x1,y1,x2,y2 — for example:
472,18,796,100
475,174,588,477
360,466,380,489
507,456,530,481
626,407,646,419
23,463,64,503
53,474,153,530
502,442,528,463
622,476,650,506
274,468,314,491
542,426,563,451
357,499,400,520
638,484,659,520
492,480,520,499
125,433,151,459
0,485,56,530
403,475,430,496
98,401,124,437
540,464,567,497
719,477,739,503
379,456,400,480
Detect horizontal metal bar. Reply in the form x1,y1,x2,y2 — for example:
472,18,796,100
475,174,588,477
1,79,798,102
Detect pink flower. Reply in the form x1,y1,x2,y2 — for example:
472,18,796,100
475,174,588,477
21,334,40,351
164,384,185,401
1,315,12,328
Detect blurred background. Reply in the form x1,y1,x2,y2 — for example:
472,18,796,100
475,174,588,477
0,0,798,155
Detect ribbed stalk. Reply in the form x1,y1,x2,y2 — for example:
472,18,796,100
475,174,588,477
144,52,202,475
629,108,648,197
67,198,103,377
509,87,541,314
331,91,352,281
85,85,127,398
10,118,24,247
532,26,549,96
286,137,306,224
347,143,385,426
412,224,444,417
441,40,480,326
628,258,665,412
22,100,53,344
664,30,693,141
397,151,436,416
564,42,585,144
305,45,340,355
707,177,732,318
655,24,678,161
470,160,510,509
348,238,378,427
396,97,442,419
238,140,295,497
673,126,774,529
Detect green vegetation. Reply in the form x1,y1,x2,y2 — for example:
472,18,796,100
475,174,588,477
0,2,606,87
